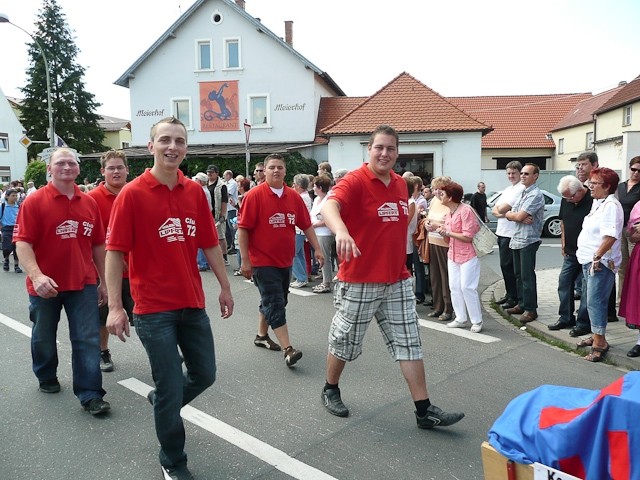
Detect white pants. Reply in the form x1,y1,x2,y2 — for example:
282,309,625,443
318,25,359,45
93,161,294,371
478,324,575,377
448,256,482,325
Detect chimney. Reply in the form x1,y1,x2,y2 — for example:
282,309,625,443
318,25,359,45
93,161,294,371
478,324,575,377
619,81,628,87
235,0,245,10
285,20,293,46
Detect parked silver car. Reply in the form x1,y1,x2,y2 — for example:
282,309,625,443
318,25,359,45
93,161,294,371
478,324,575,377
485,189,562,238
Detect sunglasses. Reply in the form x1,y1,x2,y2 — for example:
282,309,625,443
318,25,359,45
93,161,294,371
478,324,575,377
254,169,264,173
630,167,640,173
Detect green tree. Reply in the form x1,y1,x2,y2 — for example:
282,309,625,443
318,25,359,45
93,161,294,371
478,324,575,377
20,0,105,159
23,160,48,187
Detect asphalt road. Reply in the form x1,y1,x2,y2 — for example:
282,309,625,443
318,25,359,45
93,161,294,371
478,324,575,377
0,239,627,480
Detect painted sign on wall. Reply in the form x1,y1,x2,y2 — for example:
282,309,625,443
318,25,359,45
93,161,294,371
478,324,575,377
199,81,239,131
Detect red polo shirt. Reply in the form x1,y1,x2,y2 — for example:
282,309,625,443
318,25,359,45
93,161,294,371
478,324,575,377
238,182,311,268
13,183,105,296
106,169,218,314
87,182,129,278
329,163,410,283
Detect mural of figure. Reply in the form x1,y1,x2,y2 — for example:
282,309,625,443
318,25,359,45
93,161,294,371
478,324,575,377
205,83,232,120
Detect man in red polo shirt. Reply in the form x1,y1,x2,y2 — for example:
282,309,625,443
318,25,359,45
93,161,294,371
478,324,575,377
87,149,134,373
14,147,110,416
105,117,233,480
238,154,323,368
319,125,465,429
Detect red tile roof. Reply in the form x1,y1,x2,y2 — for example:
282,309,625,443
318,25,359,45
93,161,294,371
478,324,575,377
595,75,640,114
315,97,367,143
450,93,592,149
320,72,491,136
552,87,623,131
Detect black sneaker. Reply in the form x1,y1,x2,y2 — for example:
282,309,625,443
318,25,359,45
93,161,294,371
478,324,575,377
15,265,22,273
254,334,281,351
100,349,114,372
321,387,349,417
161,465,194,480
83,398,111,415
415,405,464,429
2,259,8,272
283,346,302,367
147,389,156,406
38,378,61,394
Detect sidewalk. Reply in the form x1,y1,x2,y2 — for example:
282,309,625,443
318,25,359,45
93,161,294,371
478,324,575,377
482,267,639,371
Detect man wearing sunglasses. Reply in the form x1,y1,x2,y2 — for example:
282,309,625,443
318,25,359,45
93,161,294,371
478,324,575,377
497,163,544,324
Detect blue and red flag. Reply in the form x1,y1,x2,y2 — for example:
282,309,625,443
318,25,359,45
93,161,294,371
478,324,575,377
488,371,640,479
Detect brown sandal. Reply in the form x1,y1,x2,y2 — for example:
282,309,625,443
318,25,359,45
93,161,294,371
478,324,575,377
576,337,594,348
584,344,609,362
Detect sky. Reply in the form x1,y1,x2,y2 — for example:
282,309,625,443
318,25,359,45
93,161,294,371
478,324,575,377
1,0,639,120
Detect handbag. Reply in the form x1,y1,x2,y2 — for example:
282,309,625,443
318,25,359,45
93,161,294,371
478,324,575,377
469,206,497,257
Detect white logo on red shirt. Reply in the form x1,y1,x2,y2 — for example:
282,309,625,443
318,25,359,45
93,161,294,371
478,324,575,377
377,202,400,222
159,218,185,242
287,213,296,225
269,213,286,228
56,220,79,239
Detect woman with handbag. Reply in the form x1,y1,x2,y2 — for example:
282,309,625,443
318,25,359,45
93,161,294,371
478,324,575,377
435,182,483,333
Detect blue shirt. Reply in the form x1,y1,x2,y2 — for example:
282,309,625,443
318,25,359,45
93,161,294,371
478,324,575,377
509,184,544,249
1,202,19,227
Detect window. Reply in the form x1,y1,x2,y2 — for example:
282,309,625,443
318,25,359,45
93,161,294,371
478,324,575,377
558,138,564,154
121,142,130,149
0,133,8,151
248,95,269,127
586,132,594,150
0,167,10,183
623,106,632,126
172,98,192,129
224,38,241,69
196,40,213,70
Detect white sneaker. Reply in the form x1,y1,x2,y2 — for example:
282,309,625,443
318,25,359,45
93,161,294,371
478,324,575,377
470,322,483,333
446,319,470,328
289,280,308,288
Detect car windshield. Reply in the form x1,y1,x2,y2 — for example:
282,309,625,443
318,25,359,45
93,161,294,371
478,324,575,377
487,192,502,205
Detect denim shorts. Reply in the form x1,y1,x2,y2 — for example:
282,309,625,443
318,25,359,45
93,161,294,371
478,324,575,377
253,266,290,329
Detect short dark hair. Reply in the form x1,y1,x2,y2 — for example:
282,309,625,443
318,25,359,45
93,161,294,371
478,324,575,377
368,124,399,147
629,156,640,168
206,165,219,173
577,151,598,165
264,154,285,167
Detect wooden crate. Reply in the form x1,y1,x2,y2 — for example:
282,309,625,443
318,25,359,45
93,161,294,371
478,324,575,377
481,441,533,480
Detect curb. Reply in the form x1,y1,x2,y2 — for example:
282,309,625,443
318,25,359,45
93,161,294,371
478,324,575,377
482,277,638,372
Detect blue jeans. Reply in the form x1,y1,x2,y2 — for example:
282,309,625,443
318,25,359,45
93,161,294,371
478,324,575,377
513,241,540,312
253,266,290,329
411,245,427,301
497,235,518,301
135,308,216,469
582,263,614,336
196,249,209,270
557,255,587,325
291,233,307,282
29,285,105,404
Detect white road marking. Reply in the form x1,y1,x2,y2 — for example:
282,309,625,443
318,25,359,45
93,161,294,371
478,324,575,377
418,318,501,343
243,279,317,296
0,312,32,338
119,378,339,480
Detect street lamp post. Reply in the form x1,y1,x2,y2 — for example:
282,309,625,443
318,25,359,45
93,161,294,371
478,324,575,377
0,13,55,148
244,120,251,179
